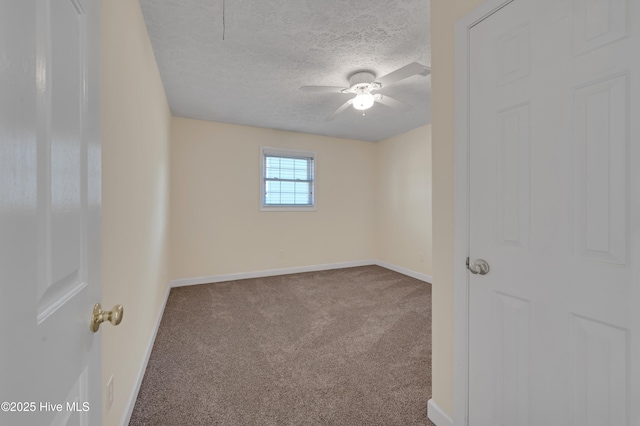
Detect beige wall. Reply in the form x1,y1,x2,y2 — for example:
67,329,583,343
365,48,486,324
170,118,377,280
376,125,432,277
101,0,171,424
431,0,484,418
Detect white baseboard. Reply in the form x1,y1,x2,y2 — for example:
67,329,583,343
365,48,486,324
428,399,454,426
120,284,171,426
374,260,432,283
169,260,377,287
170,259,432,288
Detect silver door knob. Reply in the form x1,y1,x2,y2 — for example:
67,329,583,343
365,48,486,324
468,259,490,275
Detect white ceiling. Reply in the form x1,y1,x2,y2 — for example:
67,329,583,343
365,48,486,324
139,0,431,142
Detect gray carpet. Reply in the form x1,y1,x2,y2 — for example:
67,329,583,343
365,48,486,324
130,265,434,425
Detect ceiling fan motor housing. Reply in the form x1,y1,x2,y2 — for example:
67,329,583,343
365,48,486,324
348,71,376,88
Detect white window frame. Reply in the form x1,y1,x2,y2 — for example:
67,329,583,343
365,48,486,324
260,146,317,212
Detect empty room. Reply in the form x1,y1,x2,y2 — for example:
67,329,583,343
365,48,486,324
3,0,639,425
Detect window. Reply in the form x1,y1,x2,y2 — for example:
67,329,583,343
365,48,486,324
260,147,315,211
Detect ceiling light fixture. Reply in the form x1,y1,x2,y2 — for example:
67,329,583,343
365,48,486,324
352,90,375,110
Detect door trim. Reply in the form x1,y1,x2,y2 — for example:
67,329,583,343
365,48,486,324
453,1,514,425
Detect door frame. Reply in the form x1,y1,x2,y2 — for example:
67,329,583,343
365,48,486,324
453,1,514,425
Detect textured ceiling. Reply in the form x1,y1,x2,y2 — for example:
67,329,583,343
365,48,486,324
139,0,431,142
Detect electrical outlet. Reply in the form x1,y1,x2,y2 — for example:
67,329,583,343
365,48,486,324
106,375,114,412
279,250,284,258
418,251,425,262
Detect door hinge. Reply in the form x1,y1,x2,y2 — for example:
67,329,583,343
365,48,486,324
466,257,470,269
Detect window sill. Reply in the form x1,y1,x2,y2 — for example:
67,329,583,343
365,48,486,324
260,206,317,212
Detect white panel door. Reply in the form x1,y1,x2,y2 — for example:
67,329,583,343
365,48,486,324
0,0,102,425
467,0,639,424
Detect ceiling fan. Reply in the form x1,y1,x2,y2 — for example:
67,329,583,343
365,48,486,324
299,62,430,121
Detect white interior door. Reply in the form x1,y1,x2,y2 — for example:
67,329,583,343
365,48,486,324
465,0,640,424
0,0,102,425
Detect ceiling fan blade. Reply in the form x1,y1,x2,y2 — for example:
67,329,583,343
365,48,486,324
299,86,347,93
375,62,430,87
375,95,412,112
325,99,354,121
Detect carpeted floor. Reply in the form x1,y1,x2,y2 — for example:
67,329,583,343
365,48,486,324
129,265,434,425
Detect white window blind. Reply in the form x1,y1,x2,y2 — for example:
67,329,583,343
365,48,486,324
260,147,315,210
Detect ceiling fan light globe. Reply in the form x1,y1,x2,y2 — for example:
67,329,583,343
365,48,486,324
352,93,375,110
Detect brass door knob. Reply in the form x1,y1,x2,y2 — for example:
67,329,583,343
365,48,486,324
90,303,124,332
